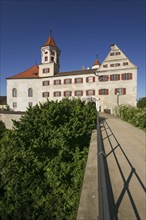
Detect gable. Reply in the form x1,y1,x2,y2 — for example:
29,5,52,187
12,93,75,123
98,44,137,73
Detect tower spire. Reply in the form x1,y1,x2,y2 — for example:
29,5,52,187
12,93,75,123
92,54,100,69
43,31,56,47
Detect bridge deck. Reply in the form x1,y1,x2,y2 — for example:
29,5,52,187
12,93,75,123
77,113,146,220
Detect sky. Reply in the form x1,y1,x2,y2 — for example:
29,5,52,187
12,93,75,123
0,0,145,98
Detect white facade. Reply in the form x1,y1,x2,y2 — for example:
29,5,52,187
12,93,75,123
7,35,138,113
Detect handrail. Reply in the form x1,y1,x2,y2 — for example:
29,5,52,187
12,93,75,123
97,112,117,220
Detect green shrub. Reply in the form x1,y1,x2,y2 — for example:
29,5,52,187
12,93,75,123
0,98,96,219
137,97,146,108
0,120,6,138
114,105,146,130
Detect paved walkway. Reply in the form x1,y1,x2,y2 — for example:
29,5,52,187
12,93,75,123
77,113,146,220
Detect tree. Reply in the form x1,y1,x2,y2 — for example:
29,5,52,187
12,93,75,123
0,120,6,139
0,98,96,219
137,97,146,108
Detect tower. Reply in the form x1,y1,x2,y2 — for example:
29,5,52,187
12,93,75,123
39,32,61,77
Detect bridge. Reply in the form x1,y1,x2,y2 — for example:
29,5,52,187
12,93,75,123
77,113,146,220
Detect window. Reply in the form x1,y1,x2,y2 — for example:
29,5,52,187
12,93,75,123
45,56,48,61
110,74,120,81
86,90,95,96
12,88,17,97
57,55,59,64
64,91,72,97
75,78,83,84
28,102,33,107
54,91,61,97
99,89,109,95
74,90,83,97
54,80,61,85
99,75,108,82
121,73,132,80
42,92,49,97
64,79,72,84
45,51,48,54
42,81,50,86
33,73,38,76
103,64,108,68
43,68,50,73
13,102,17,108
51,56,54,62
86,76,95,83
110,52,120,56
123,62,128,66
51,50,55,55
115,88,126,95
110,63,120,67
28,88,33,97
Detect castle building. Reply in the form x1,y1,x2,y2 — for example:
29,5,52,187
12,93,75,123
6,34,138,113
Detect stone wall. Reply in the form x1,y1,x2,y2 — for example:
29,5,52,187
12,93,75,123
0,111,25,129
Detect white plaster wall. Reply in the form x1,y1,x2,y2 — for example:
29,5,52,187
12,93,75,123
7,68,137,113
39,63,55,77
7,79,42,111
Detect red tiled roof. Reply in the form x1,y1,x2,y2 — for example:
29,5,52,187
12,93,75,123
55,69,94,77
43,35,56,47
7,65,39,79
93,59,100,66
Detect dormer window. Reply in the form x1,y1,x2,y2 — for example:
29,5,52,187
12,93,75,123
33,73,38,76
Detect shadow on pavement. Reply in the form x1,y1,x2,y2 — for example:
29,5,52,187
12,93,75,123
99,116,146,220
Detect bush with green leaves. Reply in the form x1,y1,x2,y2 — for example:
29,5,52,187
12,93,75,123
114,104,146,130
0,120,6,139
0,98,96,219
137,97,146,108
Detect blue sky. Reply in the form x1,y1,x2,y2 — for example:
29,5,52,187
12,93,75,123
0,0,145,98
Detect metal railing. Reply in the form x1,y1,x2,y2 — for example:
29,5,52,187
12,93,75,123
97,112,117,220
